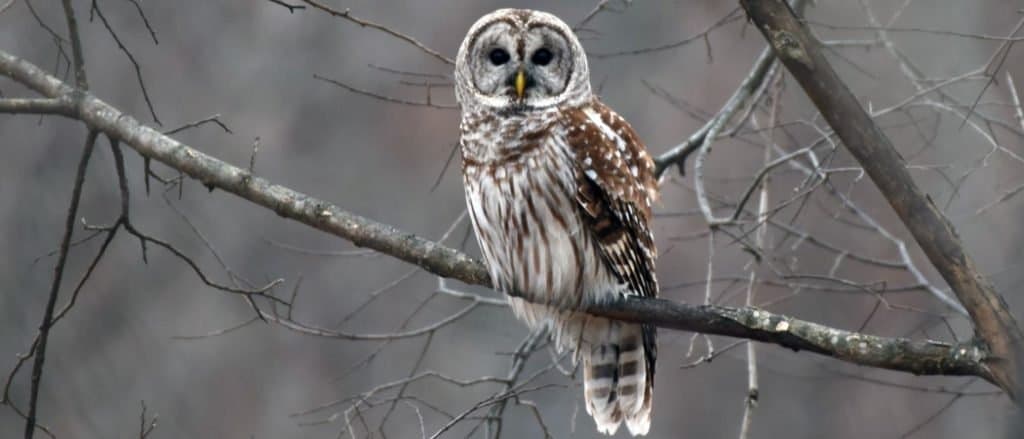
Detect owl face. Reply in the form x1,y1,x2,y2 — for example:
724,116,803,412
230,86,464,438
455,9,591,112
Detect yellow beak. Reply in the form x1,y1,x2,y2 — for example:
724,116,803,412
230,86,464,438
515,69,526,99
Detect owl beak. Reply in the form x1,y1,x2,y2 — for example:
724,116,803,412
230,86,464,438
514,69,527,99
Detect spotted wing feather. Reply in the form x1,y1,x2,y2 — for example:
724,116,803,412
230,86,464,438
563,99,659,298
562,99,659,435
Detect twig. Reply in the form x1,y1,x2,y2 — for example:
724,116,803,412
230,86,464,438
431,142,459,192
267,0,305,13
89,0,161,124
368,63,448,79
172,317,260,340
0,0,15,15
24,130,98,439
591,8,742,59
299,1,453,65
314,74,457,109
739,108,776,439
898,381,974,438
138,400,158,438
653,35,780,178
959,17,1024,129
262,238,378,258
162,114,232,135
124,0,158,44
741,0,1023,397
807,20,1024,42
249,137,260,174
1009,72,1024,134
575,0,633,31
61,0,86,90
486,329,546,438
692,45,777,224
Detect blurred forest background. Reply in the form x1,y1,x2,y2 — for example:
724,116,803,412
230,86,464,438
2,0,1024,437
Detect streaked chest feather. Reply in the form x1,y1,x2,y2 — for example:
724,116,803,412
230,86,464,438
461,114,615,307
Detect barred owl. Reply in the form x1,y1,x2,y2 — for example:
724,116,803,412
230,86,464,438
455,9,660,436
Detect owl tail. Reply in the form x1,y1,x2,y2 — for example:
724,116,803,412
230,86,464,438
582,319,654,436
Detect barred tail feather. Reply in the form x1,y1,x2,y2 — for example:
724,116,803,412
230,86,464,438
625,372,653,436
582,320,653,436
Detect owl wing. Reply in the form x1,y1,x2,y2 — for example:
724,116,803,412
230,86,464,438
562,99,660,424
562,99,660,301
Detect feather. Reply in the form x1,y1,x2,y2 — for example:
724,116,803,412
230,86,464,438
563,98,660,435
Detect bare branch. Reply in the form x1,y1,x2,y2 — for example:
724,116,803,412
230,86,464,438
314,73,457,109
574,0,616,30
739,106,777,439
741,0,1023,397
61,0,87,90
653,39,778,178
138,400,157,438
124,0,158,44
0,0,15,15
0,43,1003,396
590,297,986,377
486,329,547,438
591,8,741,59
807,20,1024,42
24,130,98,439
266,0,306,13
90,0,161,124
299,1,453,65
0,98,73,115
162,114,232,135
898,381,973,438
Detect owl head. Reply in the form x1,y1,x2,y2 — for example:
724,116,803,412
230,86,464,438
455,9,592,113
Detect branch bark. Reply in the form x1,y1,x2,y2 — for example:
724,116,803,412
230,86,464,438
0,98,73,115
0,47,1002,389
740,0,1023,397
592,297,987,377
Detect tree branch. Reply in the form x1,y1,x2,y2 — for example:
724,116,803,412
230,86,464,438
652,0,810,178
60,0,87,90
25,130,98,439
653,44,775,179
298,1,453,65
740,0,1023,397
591,297,986,377
0,48,1002,389
0,98,73,115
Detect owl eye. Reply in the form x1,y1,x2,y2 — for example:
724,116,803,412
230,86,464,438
488,48,510,66
531,48,553,66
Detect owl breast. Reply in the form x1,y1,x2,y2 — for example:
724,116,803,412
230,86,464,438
461,117,619,313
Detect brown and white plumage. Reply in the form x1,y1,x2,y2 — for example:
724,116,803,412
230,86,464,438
455,9,659,436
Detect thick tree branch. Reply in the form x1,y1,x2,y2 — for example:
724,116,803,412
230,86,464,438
591,297,986,377
740,0,1023,397
0,48,1000,387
